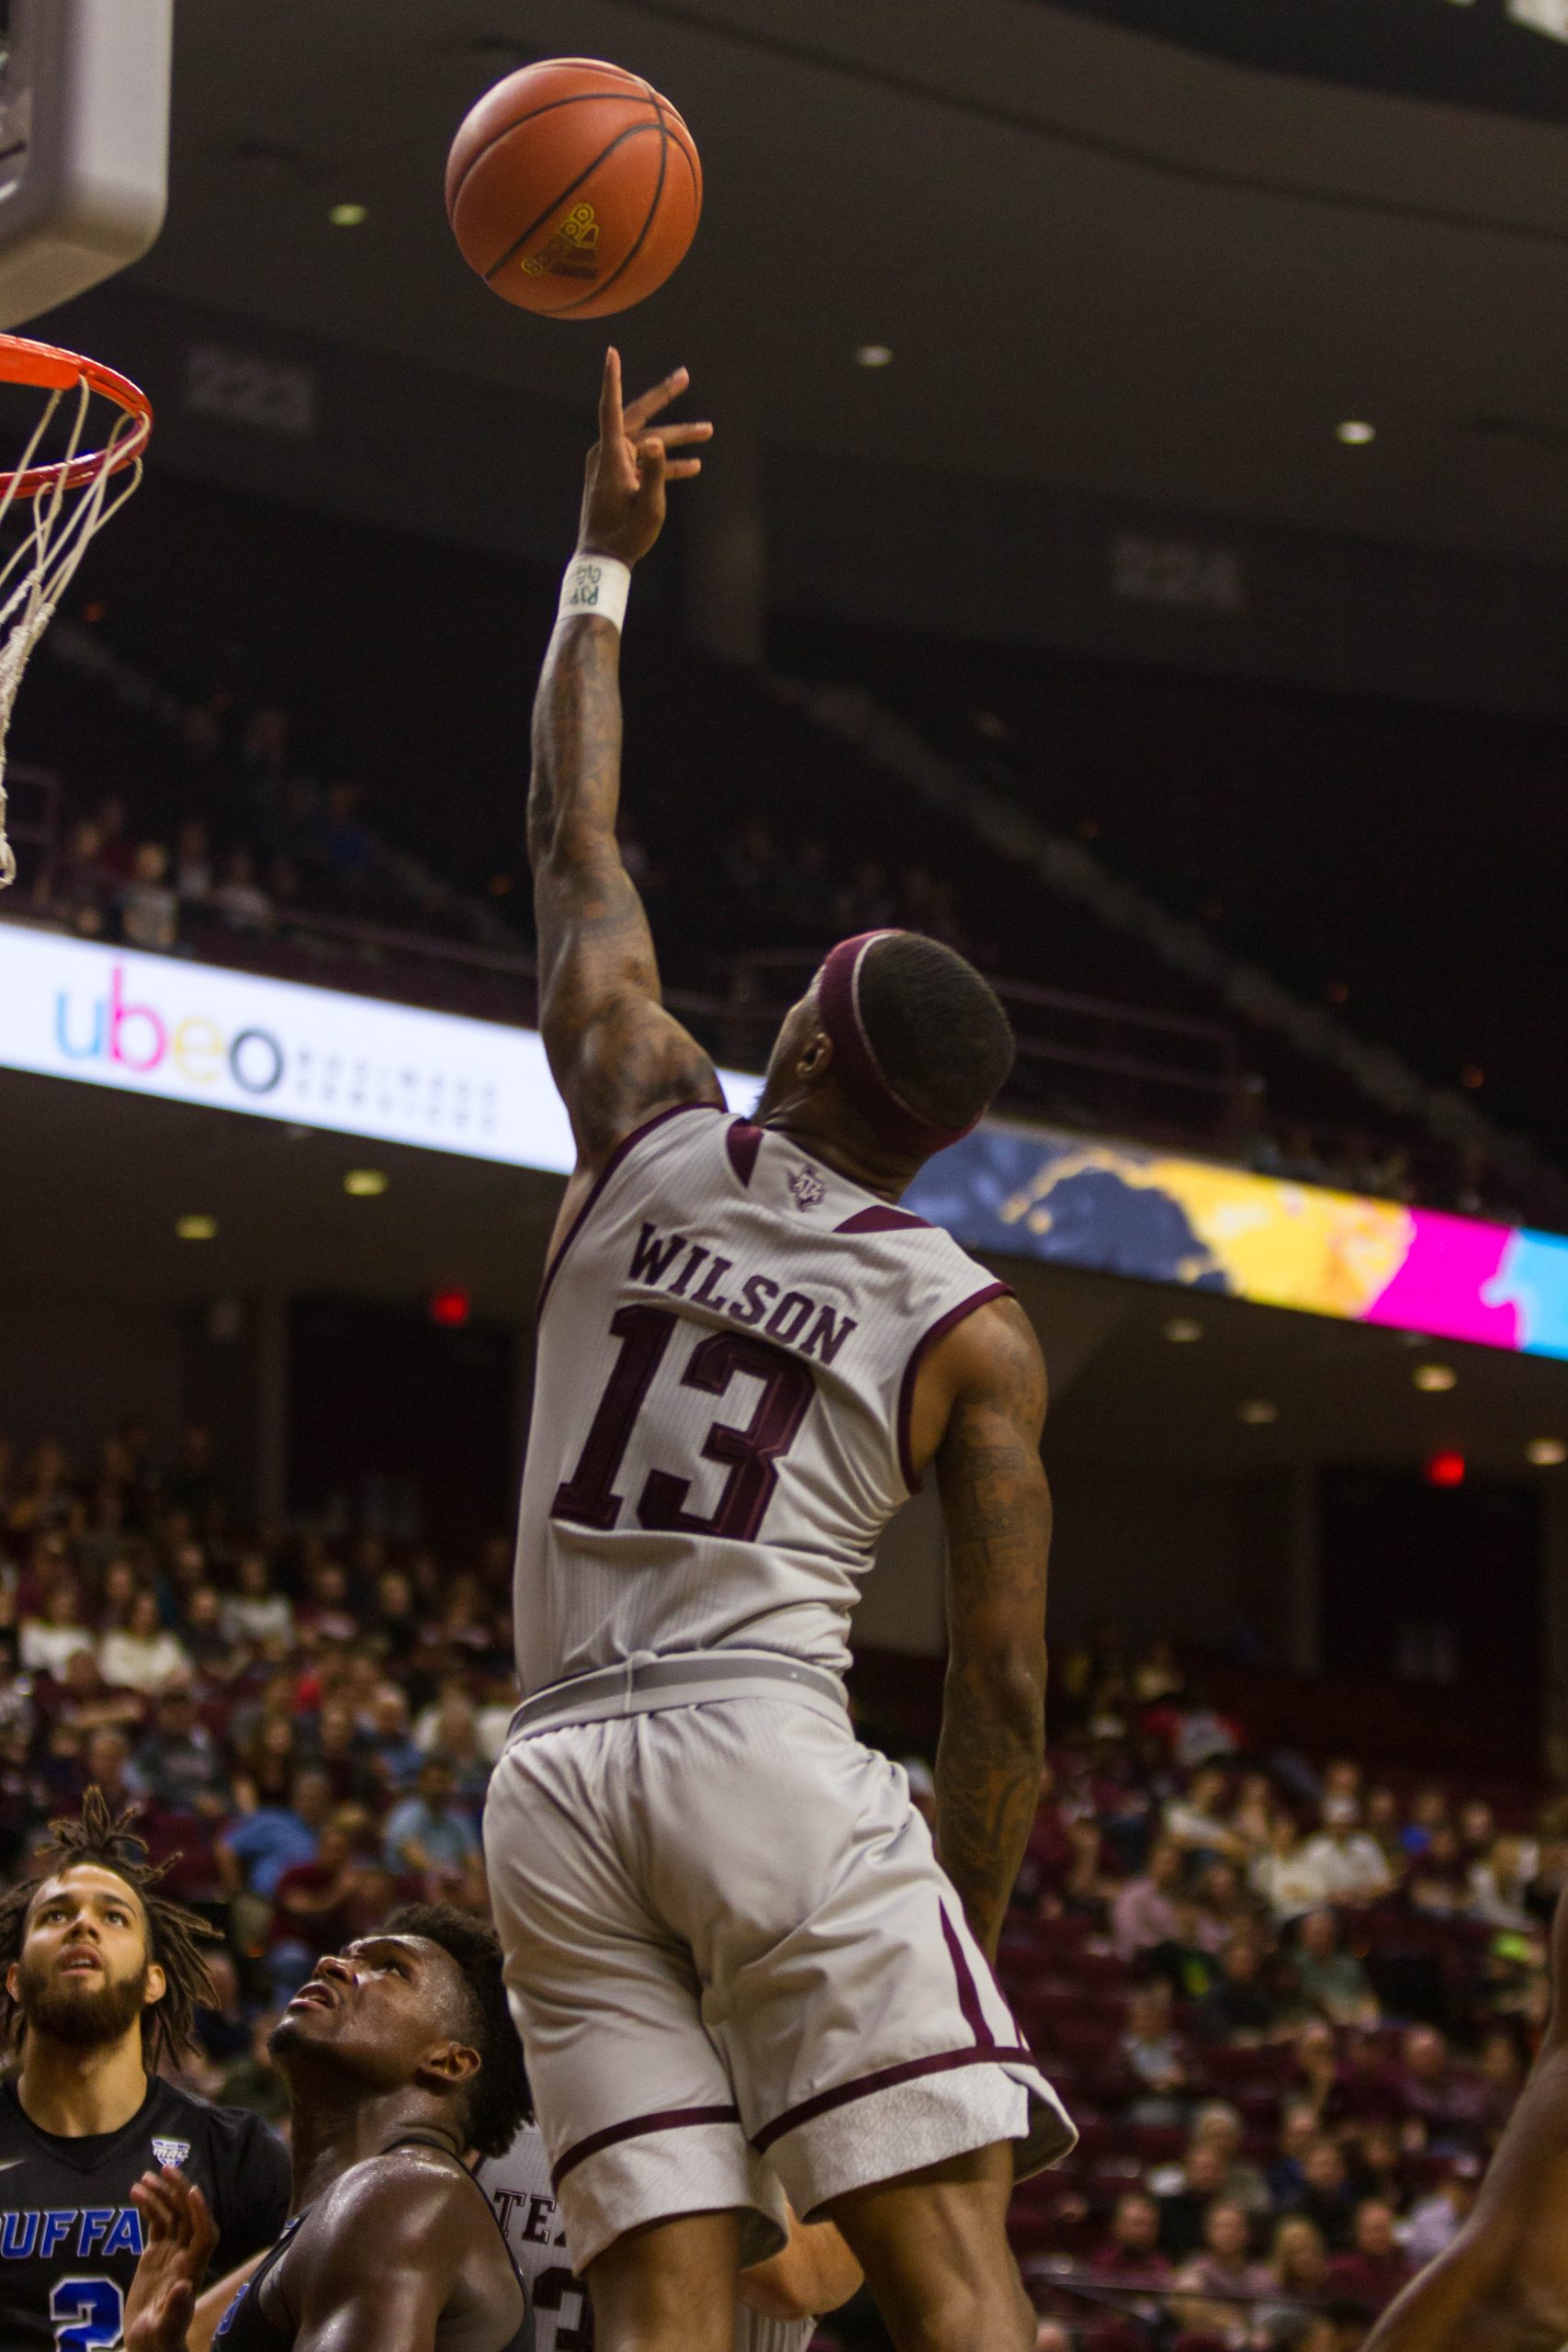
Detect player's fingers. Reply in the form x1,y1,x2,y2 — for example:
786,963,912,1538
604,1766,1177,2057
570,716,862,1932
666,458,704,480
597,346,623,442
654,420,713,447
624,365,689,432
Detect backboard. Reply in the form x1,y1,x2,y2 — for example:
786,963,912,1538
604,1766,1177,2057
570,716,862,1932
0,0,172,328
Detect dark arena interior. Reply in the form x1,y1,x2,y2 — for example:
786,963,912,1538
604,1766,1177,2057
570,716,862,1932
1,6,1567,2352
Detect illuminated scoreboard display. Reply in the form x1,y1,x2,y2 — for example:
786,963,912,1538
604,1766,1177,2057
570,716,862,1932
1043,0,1568,124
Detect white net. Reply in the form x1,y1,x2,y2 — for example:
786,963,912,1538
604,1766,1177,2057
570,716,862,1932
0,366,145,888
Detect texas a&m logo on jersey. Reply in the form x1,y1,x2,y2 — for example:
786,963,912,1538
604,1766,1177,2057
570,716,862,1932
786,1165,826,1212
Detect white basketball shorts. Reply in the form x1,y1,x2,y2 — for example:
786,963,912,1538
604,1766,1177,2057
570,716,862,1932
483,1690,1077,2271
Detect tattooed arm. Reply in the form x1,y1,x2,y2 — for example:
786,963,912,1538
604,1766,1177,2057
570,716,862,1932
916,1295,1050,1962
531,349,722,1177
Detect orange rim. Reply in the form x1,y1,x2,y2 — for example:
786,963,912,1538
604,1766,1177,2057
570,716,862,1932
0,332,152,500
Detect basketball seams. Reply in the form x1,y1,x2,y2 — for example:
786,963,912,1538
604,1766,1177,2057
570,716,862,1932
448,89,662,217
477,119,669,292
554,119,671,317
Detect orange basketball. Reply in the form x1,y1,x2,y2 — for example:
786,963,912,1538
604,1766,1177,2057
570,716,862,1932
446,57,702,321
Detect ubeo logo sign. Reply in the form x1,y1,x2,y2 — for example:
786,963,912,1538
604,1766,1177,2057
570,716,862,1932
57,964,286,1092
0,925,582,1170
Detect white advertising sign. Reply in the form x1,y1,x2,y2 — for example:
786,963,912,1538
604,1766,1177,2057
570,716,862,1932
0,924,749,1170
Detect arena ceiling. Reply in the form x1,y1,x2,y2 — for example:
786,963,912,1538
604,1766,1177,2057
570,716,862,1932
116,0,1568,571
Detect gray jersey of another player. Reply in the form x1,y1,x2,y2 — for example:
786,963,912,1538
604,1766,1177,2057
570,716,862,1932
476,2126,814,2352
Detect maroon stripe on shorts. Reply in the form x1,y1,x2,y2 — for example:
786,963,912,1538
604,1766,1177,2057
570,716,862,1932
551,2102,741,2188
940,1905,996,2050
751,2044,1038,2154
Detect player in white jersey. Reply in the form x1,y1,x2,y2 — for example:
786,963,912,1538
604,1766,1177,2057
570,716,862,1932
477,2121,863,2352
484,352,1075,2352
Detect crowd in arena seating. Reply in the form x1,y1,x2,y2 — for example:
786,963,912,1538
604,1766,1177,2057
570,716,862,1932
27,699,404,954
0,1418,1559,2349
0,1417,513,2135
999,1629,1558,2350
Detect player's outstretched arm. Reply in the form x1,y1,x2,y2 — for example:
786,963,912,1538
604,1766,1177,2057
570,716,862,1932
1364,1890,1568,2352
530,348,723,1170
924,1297,1051,1962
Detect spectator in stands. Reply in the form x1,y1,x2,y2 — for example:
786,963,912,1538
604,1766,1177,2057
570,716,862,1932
37,1645,143,1741
1193,1932,1281,2044
1164,1766,1251,1865
1406,1823,1469,1916
1291,2020,1342,2126
135,1679,229,1817
1153,2139,1232,2260
1255,2215,1330,2339
1227,1770,1277,1856
322,780,375,883
1401,1784,1450,1859
1254,1813,1331,1925
19,1576,93,1676
1468,1831,1539,1931
1334,2030,1404,2128
1267,2101,1324,2210
1399,2153,1481,2264
1111,1835,1185,1958
174,816,214,902
265,1805,365,2002
90,792,133,882
220,1549,295,1648
1395,2024,1490,2150
1089,2190,1171,2282
81,1727,143,1813
1121,1979,1192,2123
1292,1908,1380,2027
180,1583,233,1677
1132,1637,1185,1706
1364,1786,1406,1876
220,1763,332,1926
50,818,109,933
118,840,179,951
1285,2138,1357,2250
1190,2101,1270,2217
363,1681,424,1797
382,1754,479,1879
98,1585,190,1693
1347,2121,1406,2211
1148,1896,1223,2003
1325,2199,1411,2315
1193,1859,1258,1948
1296,1798,1393,1905
211,846,273,929
1173,2198,1272,2306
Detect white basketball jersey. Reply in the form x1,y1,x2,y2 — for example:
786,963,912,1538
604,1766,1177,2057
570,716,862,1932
513,1104,1009,1693
478,2123,818,2352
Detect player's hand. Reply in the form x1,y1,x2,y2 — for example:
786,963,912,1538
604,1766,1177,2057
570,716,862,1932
126,2166,218,2352
579,347,712,566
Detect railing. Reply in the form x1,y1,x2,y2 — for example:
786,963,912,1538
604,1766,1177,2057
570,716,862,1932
3,890,1547,1219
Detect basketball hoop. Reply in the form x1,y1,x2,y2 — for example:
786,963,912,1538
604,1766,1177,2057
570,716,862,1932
0,333,152,888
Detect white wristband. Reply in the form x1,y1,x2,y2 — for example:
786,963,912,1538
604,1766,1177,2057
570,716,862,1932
558,553,631,632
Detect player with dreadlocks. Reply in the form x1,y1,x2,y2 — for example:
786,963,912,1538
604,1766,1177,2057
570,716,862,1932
0,1787,290,2347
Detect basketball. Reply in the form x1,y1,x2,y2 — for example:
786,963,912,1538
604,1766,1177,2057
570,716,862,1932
445,58,702,321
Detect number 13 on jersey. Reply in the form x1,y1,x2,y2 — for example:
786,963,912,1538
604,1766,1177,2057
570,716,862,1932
551,1304,816,1543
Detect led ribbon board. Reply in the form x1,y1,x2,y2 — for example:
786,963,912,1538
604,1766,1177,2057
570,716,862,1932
5,922,1567,1359
907,1126,1568,1363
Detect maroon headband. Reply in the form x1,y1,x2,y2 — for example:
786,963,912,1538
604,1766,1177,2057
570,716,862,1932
817,931,977,1159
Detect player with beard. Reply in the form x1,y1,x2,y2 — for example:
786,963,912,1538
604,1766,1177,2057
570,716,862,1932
0,1790,290,2348
122,1904,533,2352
